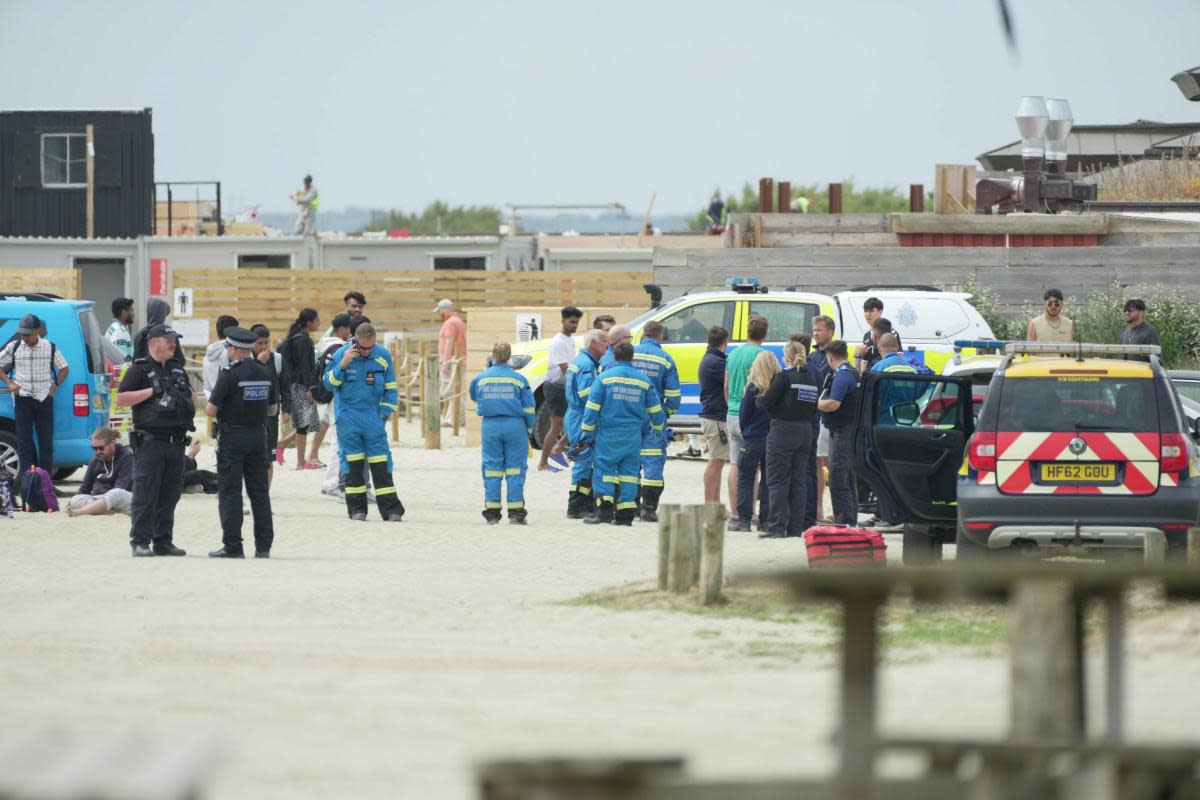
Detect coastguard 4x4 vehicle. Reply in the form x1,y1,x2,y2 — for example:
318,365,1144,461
855,341,1200,562
0,295,112,480
514,280,992,445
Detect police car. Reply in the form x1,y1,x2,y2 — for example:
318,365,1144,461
514,280,993,446
855,341,1200,562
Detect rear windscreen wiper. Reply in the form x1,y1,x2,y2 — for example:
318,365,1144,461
1073,422,1130,431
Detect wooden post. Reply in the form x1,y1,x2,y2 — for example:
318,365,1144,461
828,182,843,214
778,181,791,214
1189,528,1200,563
1143,530,1166,563
1009,579,1084,740
389,342,401,442
657,503,680,591
667,510,697,594
757,178,774,212
839,593,883,787
85,124,95,239
417,342,427,435
699,502,726,605
752,214,763,248
1104,590,1125,741
909,184,925,212
452,361,463,438
422,355,441,450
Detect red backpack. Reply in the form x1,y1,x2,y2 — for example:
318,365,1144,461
802,525,886,567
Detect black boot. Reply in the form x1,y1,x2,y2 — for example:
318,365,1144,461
614,501,637,526
583,500,614,525
345,459,369,520
639,485,663,523
482,508,502,525
508,507,528,525
567,480,595,519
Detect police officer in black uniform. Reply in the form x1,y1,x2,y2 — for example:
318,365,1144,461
116,323,196,558
204,326,278,559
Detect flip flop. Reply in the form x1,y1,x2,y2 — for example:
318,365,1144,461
549,453,569,469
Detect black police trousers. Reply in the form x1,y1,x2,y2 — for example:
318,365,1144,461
217,425,274,554
129,435,186,548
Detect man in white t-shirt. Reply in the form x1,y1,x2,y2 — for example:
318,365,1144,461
537,306,582,471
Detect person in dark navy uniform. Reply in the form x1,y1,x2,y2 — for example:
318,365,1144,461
204,326,279,558
115,324,196,558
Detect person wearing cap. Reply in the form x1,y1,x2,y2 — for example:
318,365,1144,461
204,326,278,558
116,324,196,557
0,314,70,482
436,298,467,426
292,174,319,236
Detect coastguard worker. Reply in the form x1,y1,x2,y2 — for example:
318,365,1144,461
204,327,278,558
564,329,608,519
598,324,632,370
579,341,666,526
115,324,196,557
322,323,405,522
866,332,918,531
631,320,680,522
469,342,536,525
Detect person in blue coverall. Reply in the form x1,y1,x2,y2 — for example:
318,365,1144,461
579,341,667,526
631,320,681,522
564,330,608,519
597,324,631,371
322,323,405,522
469,341,536,525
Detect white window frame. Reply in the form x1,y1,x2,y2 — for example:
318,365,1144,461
40,132,87,189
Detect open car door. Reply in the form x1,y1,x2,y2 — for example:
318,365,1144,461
853,371,973,526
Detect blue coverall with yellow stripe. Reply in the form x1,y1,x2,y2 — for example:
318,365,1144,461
563,349,601,510
580,362,666,522
631,339,681,507
323,342,404,520
469,363,535,518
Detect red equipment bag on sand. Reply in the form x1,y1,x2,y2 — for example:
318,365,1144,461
802,525,886,567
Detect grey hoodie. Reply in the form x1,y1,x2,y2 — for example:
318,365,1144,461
132,297,184,365
202,340,229,399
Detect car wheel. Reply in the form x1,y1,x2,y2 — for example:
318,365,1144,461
955,525,986,560
531,401,551,450
53,467,78,481
0,430,18,481
901,523,943,565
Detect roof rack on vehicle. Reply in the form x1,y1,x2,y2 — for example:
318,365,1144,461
1004,341,1161,357
848,285,941,292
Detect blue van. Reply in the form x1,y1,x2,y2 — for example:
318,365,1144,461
0,295,111,479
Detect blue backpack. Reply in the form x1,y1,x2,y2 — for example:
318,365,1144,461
903,352,936,376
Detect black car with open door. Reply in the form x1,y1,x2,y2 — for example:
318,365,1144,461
852,370,974,563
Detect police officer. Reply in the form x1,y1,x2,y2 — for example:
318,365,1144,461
579,341,666,526
205,326,278,558
631,320,680,522
469,341,536,525
322,322,405,522
115,324,196,557
564,329,607,519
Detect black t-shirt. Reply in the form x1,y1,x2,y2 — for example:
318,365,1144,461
859,330,902,368
208,358,279,426
119,357,195,434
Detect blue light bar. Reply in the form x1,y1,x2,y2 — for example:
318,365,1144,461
727,276,760,287
953,339,1006,351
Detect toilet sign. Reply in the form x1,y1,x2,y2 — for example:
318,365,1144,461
173,287,194,318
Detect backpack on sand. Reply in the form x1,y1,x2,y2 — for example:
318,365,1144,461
19,466,58,513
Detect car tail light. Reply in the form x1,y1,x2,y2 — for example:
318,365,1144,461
964,521,993,532
73,384,89,417
1162,523,1190,533
967,431,997,472
1160,433,1188,473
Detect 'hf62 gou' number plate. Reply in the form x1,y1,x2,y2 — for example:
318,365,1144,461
1040,462,1117,483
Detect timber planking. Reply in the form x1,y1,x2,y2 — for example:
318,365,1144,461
0,268,80,299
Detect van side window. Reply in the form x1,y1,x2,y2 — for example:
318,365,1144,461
659,301,734,344
748,301,820,340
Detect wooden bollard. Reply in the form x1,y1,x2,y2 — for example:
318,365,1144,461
667,511,698,594
1010,579,1083,740
828,182,843,214
686,505,703,587
699,502,726,605
422,355,442,450
1144,530,1166,563
657,503,680,591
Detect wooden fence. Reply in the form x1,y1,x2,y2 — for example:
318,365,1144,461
174,269,653,340
0,269,80,299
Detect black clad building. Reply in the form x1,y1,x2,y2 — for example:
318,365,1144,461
0,108,154,238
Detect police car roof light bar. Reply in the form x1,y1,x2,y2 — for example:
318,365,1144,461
953,339,1007,352
728,276,767,294
1003,341,1161,357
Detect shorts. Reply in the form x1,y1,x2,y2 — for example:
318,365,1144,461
543,380,567,417
266,415,280,451
816,424,830,459
726,415,744,461
69,488,132,514
288,384,321,434
700,418,730,461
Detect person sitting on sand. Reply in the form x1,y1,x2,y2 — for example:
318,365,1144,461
67,427,134,517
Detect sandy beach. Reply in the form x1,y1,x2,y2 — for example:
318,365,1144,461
2,422,1199,798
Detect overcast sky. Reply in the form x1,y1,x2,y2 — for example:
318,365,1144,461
2,0,1197,216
